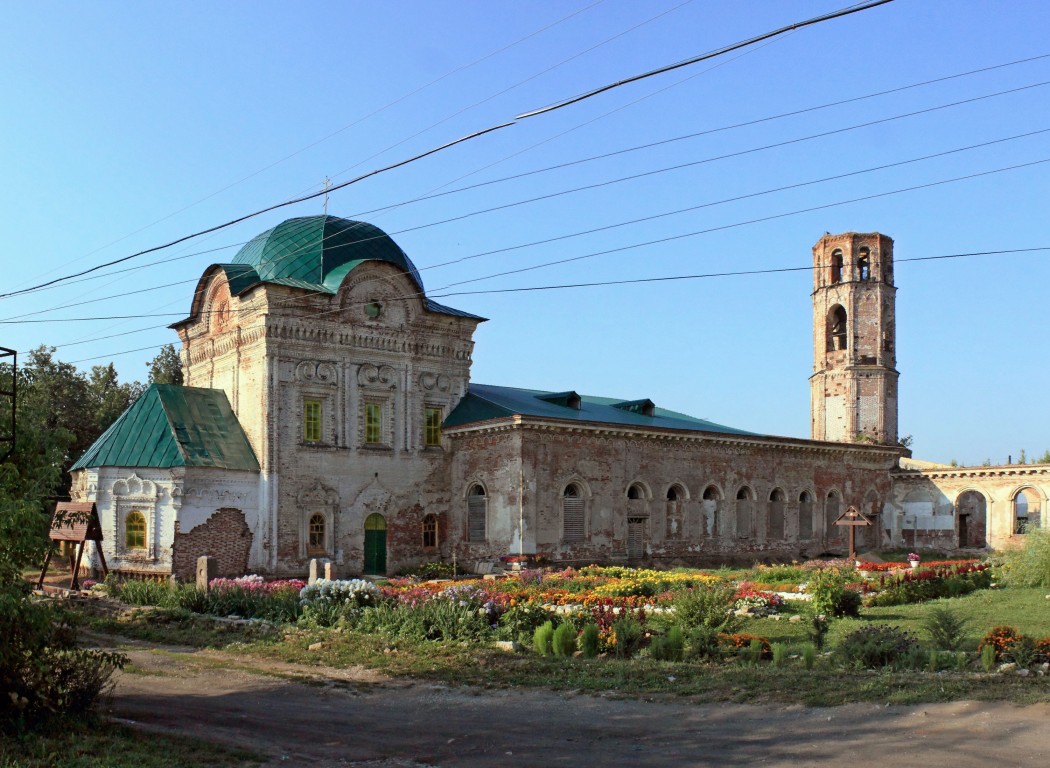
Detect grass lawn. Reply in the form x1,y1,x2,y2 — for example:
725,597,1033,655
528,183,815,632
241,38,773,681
0,723,261,768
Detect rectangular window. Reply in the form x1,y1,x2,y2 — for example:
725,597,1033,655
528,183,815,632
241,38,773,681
424,407,442,447
303,400,322,443
365,402,382,445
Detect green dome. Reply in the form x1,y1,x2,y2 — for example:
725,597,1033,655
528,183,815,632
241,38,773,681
232,215,424,292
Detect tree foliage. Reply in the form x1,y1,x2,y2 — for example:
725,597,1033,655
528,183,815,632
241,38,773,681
147,343,184,386
0,347,135,729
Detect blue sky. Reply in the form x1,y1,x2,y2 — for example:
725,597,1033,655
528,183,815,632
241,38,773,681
1,0,1047,465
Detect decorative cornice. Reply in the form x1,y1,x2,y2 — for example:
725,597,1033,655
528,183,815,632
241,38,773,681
445,416,902,462
893,465,1050,481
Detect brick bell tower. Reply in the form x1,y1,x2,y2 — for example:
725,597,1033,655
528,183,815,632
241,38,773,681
810,232,898,444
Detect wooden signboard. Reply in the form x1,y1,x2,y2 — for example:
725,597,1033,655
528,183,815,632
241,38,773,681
37,502,108,591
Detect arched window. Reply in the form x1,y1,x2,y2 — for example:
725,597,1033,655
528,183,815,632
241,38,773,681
666,484,686,540
857,248,871,281
830,250,843,284
125,511,146,550
798,491,814,540
307,513,326,555
735,487,753,539
627,483,645,500
1014,488,1041,534
467,485,487,542
826,491,841,539
828,305,847,351
563,484,584,542
422,513,438,549
768,488,786,540
700,485,721,537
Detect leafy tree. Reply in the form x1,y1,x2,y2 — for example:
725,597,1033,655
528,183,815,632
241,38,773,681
13,347,143,496
1,352,126,730
1038,449,1050,465
147,343,183,386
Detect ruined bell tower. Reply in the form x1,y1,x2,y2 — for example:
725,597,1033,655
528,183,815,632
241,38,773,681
810,232,898,444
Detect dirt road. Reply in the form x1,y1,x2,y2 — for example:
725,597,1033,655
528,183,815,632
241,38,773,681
104,640,1050,768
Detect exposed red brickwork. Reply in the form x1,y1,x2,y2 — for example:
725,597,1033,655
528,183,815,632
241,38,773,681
171,507,251,581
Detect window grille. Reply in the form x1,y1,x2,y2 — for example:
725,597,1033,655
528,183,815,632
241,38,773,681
467,487,486,542
303,400,322,443
563,485,584,542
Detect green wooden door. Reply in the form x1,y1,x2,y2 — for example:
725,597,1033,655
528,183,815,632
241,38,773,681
364,513,387,574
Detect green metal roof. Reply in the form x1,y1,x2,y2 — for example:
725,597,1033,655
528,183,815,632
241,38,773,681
444,383,755,436
169,215,484,322
232,215,425,292
71,385,259,472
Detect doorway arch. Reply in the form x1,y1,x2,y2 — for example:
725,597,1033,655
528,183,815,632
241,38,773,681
364,513,387,574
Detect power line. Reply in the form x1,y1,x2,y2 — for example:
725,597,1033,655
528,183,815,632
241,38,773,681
6,0,606,294
426,247,1050,298
385,81,1050,247
351,51,1050,221
13,123,1048,326
13,46,1044,307
33,150,1050,346
0,1,902,306
430,156,1050,290
59,244,1050,365
516,0,899,118
0,122,515,302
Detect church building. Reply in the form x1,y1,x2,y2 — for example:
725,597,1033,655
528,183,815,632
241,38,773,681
69,218,1047,579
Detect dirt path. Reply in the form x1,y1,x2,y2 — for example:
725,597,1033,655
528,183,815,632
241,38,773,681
100,637,1050,768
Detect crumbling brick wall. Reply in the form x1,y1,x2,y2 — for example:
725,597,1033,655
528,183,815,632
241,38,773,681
171,507,252,581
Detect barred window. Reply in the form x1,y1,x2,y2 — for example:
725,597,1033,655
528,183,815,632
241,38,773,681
308,513,325,555
303,400,322,443
365,403,382,445
467,485,487,542
563,484,584,542
422,513,438,548
424,407,442,447
125,511,146,550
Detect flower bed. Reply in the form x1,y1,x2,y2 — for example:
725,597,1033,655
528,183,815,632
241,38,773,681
856,558,979,573
864,563,992,606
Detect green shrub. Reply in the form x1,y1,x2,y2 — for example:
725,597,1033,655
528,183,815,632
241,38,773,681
771,642,788,667
809,614,829,650
685,626,723,661
807,569,861,617
650,626,685,662
499,603,555,644
981,643,997,672
1000,527,1050,588
1,598,126,732
739,638,764,666
580,623,601,658
533,621,554,656
672,583,741,633
802,643,817,670
835,624,917,669
611,616,643,659
552,622,577,657
922,605,970,651
1009,635,1038,668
